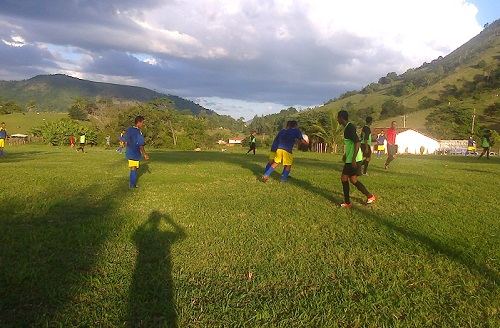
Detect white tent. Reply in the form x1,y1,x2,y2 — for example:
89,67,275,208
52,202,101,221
395,129,440,155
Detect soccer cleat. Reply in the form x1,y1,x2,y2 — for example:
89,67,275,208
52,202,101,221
262,175,269,182
384,163,388,169
339,202,352,208
366,195,376,204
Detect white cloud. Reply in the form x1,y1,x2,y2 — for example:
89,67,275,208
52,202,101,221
0,0,493,120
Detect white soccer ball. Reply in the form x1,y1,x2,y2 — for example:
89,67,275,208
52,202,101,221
303,134,309,143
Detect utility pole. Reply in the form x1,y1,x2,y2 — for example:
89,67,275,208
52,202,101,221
471,109,476,134
401,115,407,128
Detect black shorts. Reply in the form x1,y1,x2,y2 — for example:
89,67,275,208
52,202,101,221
342,162,362,177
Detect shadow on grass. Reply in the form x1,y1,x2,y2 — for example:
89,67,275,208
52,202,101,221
148,150,268,179
357,207,500,286
0,183,125,326
127,211,186,328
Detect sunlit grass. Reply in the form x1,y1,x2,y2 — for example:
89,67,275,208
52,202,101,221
0,144,498,327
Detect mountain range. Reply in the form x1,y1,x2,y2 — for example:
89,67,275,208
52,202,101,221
0,74,213,116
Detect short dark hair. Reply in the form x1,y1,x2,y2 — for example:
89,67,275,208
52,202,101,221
135,116,145,124
288,120,298,128
366,116,373,124
337,110,348,121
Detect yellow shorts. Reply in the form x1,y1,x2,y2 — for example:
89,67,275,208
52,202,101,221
377,145,385,151
274,149,293,166
128,160,140,168
269,151,276,161
467,146,474,151
0,139,4,148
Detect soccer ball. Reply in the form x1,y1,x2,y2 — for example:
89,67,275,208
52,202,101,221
303,134,309,143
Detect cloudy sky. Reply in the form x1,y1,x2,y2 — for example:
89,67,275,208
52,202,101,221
0,1,498,120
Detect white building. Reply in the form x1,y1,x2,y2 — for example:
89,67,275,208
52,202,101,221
395,129,440,154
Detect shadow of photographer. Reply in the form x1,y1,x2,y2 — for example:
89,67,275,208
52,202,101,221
127,211,186,328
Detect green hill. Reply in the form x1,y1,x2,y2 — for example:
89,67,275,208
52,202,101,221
0,74,213,116
316,19,500,137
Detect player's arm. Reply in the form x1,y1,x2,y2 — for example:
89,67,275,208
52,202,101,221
352,141,361,168
139,145,149,160
362,128,369,151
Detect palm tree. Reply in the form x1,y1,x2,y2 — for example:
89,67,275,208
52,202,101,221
311,110,343,153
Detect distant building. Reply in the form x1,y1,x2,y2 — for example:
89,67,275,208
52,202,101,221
228,138,243,146
439,139,468,155
371,128,440,155
396,129,441,154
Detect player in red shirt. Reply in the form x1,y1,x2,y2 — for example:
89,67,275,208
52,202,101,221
384,121,398,169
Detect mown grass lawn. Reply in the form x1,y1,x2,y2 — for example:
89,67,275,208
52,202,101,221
0,144,498,327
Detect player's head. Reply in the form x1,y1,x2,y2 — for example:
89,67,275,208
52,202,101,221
391,121,397,129
337,110,348,125
288,120,298,129
366,116,373,124
135,116,145,128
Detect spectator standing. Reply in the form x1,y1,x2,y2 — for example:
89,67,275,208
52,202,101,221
384,121,398,169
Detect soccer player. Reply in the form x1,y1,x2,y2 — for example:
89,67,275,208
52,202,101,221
384,121,398,169
337,110,376,207
465,134,476,156
361,116,373,175
264,121,290,173
478,130,491,160
0,122,7,158
76,129,86,153
246,131,257,154
262,120,308,183
376,130,385,159
126,116,150,188
116,129,126,154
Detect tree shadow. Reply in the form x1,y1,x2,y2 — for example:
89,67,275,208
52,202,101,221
127,211,186,328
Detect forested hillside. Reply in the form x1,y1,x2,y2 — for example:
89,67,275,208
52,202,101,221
0,74,212,116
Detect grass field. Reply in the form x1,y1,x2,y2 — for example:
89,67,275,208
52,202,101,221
0,144,498,327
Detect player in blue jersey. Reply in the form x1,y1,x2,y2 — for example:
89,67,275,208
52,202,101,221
337,110,375,207
264,121,290,173
126,116,150,188
0,122,7,158
262,120,308,183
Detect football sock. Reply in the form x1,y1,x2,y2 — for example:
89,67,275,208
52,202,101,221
353,181,370,197
363,161,369,174
130,170,137,187
264,163,271,172
263,166,275,177
342,180,350,203
281,169,290,182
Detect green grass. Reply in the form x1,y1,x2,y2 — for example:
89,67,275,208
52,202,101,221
0,145,499,327
0,112,70,134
